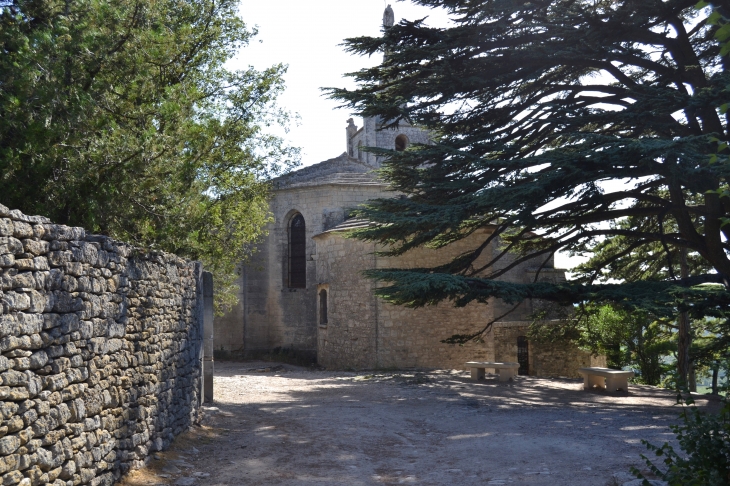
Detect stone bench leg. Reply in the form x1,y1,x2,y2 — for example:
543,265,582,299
470,367,485,380
606,377,628,392
584,374,605,389
497,368,516,382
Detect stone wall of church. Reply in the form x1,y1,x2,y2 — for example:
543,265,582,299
373,124,431,154
314,229,599,374
348,118,432,166
493,322,605,378
313,236,379,369
214,180,390,358
373,231,496,369
315,230,500,370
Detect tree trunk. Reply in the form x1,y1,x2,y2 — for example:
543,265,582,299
677,248,691,389
607,343,621,370
688,361,696,393
712,362,719,395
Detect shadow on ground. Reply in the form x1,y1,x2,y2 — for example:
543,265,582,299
119,361,718,486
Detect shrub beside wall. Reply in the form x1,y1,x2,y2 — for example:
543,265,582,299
0,204,203,486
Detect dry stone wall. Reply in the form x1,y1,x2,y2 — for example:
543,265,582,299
0,204,203,486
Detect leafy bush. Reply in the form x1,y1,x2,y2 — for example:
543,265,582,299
632,394,730,485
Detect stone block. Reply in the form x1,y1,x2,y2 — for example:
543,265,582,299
59,275,77,293
0,435,20,455
11,258,34,272
4,389,28,402
20,241,48,257
23,465,43,484
35,448,53,471
47,251,72,267
71,243,99,266
40,225,84,242
10,273,35,290
50,358,70,375
106,323,125,339
87,339,107,355
28,290,48,314
1,293,30,313
10,223,32,240
58,315,79,335
27,352,47,370
58,460,75,480
0,404,17,422
31,257,48,272
15,315,42,337
0,221,12,238
51,292,82,313
69,399,85,423
2,470,23,484
0,455,18,475
63,262,85,277
0,237,23,257
13,258,36,271
0,316,17,339
0,371,28,388
0,255,14,268
43,375,68,392
20,409,37,429
46,466,62,482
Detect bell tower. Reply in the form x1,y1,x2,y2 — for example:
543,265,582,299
344,5,431,166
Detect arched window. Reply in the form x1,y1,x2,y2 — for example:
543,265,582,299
319,289,328,325
395,134,409,151
357,141,363,161
288,214,306,288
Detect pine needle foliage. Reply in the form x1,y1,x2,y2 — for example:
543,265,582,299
328,0,730,334
0,0,299,312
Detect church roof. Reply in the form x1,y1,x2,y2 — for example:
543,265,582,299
271,153,385,190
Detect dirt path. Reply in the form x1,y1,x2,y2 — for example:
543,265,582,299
120,361,720,486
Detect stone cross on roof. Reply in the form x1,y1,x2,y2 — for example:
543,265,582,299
383,4,394,28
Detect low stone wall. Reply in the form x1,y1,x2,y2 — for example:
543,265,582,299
493,322,606,378
0,204,204,486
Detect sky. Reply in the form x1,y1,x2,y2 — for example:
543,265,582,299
232,1,451,165
232,1,584,270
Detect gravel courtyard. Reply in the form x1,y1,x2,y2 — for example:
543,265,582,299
120,361,721,486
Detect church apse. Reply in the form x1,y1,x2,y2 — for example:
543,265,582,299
211,4,599,376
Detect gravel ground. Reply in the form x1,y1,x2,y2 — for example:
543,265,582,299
119,361,722,486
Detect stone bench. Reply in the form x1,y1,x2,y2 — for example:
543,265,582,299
465,362,520,382
578,367,634,392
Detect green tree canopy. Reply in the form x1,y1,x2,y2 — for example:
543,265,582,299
0,0,299,310
530,303,674,384
328,0,730,336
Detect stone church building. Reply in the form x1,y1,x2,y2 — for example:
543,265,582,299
213,6,602,377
